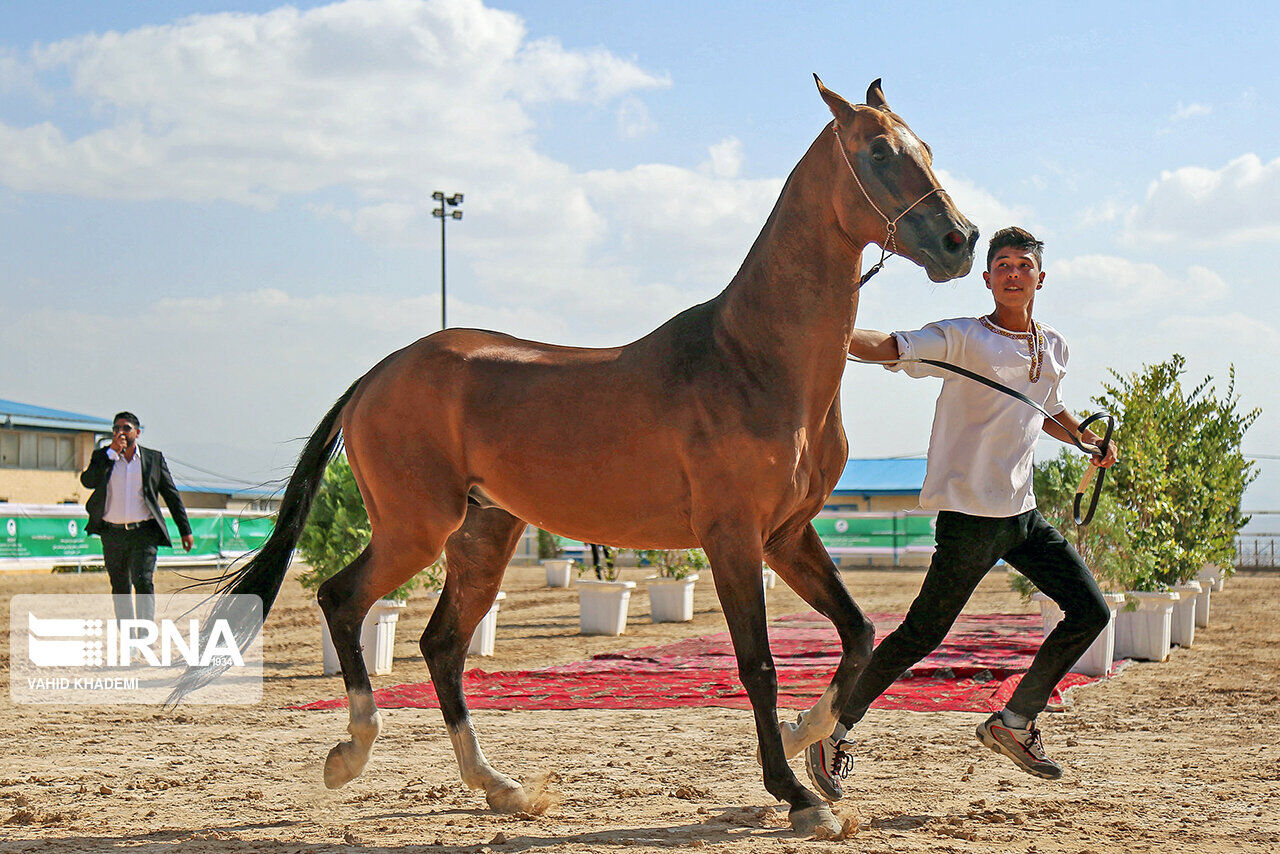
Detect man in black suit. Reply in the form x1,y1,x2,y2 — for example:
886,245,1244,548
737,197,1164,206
80,411,193,624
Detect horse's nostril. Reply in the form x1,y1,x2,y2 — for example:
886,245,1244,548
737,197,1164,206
943,230,965,252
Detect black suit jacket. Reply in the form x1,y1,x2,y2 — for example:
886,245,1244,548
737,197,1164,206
80,446,192,548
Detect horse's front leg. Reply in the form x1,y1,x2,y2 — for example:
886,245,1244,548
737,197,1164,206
765,523,875,758
699,516,842,836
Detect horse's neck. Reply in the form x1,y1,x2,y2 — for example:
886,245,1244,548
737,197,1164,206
714,131,865,394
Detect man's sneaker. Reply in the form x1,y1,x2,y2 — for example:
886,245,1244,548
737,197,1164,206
804,724,855,801
975,712,1062,780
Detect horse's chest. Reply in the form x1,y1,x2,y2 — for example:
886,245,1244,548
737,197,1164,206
762,424,843,505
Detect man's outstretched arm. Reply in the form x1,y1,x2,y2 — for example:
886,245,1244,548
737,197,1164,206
848,329,900,362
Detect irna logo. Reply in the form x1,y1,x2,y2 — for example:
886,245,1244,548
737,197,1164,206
27,614,243,668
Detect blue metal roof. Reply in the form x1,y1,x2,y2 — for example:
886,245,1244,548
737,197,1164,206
176,483,281,498
0,398,113,433
833,458,927,495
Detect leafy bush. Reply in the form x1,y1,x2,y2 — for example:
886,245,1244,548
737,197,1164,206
296,456,439,602
636,549,708,581
1012,355,1257,596
1095,357,1257,589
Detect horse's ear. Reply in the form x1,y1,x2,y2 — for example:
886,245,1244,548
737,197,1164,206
866,78,889,110
814,74,856,125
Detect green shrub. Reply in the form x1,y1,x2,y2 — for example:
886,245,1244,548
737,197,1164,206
1096,357,1258,589
296,456,439,602
636,549,708,581
1011,355,1257,596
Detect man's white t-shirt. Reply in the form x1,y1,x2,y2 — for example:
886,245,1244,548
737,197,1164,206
888,317,1068,518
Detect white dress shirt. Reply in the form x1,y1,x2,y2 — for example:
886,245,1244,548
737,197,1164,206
887,316,1068,518
104,446,153,524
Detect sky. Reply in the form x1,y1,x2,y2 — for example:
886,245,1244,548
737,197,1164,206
3,0,1277,527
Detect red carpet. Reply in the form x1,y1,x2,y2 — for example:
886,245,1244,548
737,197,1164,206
293,612,1115,713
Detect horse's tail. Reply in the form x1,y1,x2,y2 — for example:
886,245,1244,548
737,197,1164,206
165,378,361,706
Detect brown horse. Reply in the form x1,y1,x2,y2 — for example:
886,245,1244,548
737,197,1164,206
178,77,976,834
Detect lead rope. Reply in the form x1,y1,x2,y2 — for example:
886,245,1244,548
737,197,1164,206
832,126,946,288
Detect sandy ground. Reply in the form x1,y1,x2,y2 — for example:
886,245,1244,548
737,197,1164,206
2,561,1279,853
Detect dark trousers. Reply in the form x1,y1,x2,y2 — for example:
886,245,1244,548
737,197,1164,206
589,544,609,580
842,509,1110,724
100,526,159,624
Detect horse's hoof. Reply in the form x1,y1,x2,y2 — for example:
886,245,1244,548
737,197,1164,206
790,803,841,837
323,740,369,790
485,774,555,815
486,783,530,814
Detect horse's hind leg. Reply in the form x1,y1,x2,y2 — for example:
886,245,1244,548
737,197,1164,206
318,527,453,789
421,504,549,814
765,523,875,758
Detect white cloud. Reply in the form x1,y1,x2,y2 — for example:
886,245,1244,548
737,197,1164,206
934,168,1037,238
1171,101,1211,121
1124,153,1280,245
1079,198,1123,226
1050,254,1228,318
703,137,743,179
616,97,655,139
0,0,667,208
512,38,670,103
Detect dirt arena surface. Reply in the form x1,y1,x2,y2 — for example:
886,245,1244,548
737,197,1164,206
2,562,1278,853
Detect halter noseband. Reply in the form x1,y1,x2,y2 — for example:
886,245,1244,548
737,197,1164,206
832,125,947,288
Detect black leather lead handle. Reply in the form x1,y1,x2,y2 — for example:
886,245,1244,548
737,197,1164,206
1072,412,1114,526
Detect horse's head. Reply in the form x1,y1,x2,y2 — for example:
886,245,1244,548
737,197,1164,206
816,76,977,283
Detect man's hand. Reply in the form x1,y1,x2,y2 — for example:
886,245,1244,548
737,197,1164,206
1084,436,1119,469
182,534,195,552
109,433,127,454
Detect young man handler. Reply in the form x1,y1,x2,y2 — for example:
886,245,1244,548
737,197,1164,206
807,227,1119,798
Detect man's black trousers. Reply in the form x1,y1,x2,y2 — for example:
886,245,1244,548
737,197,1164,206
842,508,1110,725
100,525,159,624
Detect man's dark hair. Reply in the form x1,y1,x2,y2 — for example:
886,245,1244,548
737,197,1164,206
113,411,141,429
986,226,1044,270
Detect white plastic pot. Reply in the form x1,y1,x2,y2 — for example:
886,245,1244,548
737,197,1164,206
577,580,635,636
1114,592,1177,662
1170,581,1201,647
1033,591,1125,677
1194,582,1212,628
761,568,777,590
646,574,698,623
1197,564,1225,593
467,591,506,656
543,559,575,588
319,598,405,676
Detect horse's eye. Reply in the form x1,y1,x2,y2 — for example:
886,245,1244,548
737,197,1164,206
870,144,890,163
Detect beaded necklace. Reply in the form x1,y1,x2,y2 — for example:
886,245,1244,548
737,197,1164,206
979,315,1045,383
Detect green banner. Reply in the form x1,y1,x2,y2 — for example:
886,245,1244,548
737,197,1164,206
810,514,936,552
545,513,937,557
0,508,273,564
0,514,101,560
219,514,275,554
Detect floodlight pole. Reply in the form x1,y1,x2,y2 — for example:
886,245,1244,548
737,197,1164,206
431,191,464,329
